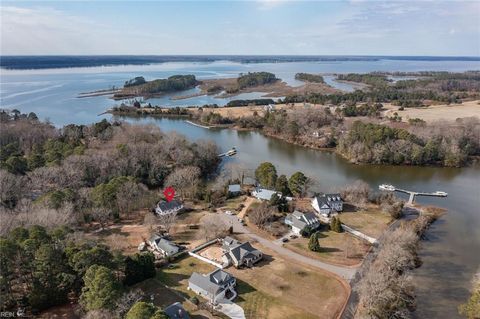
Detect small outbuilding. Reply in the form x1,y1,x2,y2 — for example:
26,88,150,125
251,188,280,201
228,184,241,196
155,200,184,216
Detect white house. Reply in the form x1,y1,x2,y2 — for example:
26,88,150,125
311,193,343,217
284,211,320,235
155,200,184,216
251,188,280,201
188,269,237,304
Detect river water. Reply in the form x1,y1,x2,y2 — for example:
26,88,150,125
1,59,479,318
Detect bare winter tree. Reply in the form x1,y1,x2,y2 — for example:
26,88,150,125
202,214,229,240
0,169,27,209
339,180,371,207
156,212,178,234
165,166,201,199
90,207,112,230
114,289,145,319
248,202,276,228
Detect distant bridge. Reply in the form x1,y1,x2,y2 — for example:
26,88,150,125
379,185,447,204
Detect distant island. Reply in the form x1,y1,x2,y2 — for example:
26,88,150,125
2,55,480,70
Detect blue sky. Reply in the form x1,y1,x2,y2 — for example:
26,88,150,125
1,1,479,56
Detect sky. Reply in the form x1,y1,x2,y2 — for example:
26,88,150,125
1,0,479,56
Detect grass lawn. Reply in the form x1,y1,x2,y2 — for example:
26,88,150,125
229,245,349,319
220,195,248,212
338,206,393,238
285,230,370,266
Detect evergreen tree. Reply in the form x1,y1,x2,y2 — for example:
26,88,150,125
308,232,321,252
288,172,307,197
275,174,291,196
255,162,277,189
80,265,122,311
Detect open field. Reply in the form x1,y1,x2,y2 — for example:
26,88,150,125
285,230,370,267
229,242,349,319
157,247,348,319
338,207,393,239
383,100,480,123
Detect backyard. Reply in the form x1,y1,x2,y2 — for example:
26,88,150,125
338,207,393,239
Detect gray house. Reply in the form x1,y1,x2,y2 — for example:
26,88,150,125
284,211,320,235
251,188,280,201
222,236,263,268
155,200,184,216
149,234,179,257
188,269,237,303
311,193,343,216
228,184,241,196
164,302,189,319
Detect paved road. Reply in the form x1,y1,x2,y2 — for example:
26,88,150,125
220,214,358,280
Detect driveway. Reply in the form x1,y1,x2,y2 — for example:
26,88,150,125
216,299,245,319
220,214,357,280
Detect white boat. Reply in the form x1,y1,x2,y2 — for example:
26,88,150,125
379,184,395,191
225,147,237,157
434,191,448,196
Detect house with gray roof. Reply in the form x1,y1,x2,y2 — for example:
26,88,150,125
155,200,184,216
188,269,236,304
228,184,241,196
284,210,320,235
164,302,189,319
222,236,263,268
149,234,180,257
311,193,343,217
251,187,280,201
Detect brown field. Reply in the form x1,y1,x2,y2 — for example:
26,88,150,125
157,248,348,319
338,207,393,239
285,230,370,267
383,100,480,123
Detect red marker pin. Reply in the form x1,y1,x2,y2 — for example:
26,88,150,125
163,186,175,202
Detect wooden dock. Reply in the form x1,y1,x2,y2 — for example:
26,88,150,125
379,185,447,204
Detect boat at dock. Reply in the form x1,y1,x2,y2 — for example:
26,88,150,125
379,184,395,191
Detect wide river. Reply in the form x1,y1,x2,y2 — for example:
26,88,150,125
1,59,480,318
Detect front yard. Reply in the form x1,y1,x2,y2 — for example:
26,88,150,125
156,246,348,319
285,230,370,266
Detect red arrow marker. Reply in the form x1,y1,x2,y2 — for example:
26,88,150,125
163,186,175,202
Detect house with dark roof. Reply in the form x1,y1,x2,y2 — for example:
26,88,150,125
311,193,343,216
164,302,189,319
149,234,180,257
284,210,320,235
155,200,184,216
222,236,263,268
251,187,280,201
228,184,241,196
188,269,236,304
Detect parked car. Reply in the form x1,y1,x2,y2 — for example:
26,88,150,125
282,238,289,243
224,210,233,215
290,234,298,239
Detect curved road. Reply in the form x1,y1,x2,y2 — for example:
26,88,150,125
220,213,358,280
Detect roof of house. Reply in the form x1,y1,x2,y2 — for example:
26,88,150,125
150,235,179,255
228,184,241,193
313,193,342,207
189,269,235,296
228,241,260,263
164,302,190,319
157,200,183,213
286,211,319,230
252,188,279,201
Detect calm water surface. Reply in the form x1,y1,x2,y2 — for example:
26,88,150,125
1,60,480,318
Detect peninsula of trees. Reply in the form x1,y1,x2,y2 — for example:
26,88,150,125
113,75,198,99
295,73,325,83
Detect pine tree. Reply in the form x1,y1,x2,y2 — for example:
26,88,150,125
308,232,321,252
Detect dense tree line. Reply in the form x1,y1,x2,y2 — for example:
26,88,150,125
0,111,220,234
0,225,157,315
237,72,278,89
115,75,198,98
295,73,325,83
124,76,147,88
338,120,479,167
226,98,275,107
337,73,390,87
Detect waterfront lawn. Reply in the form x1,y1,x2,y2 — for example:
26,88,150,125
219,195,248,212
285,230,370,266
228,244,348,319
339,206,393,238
